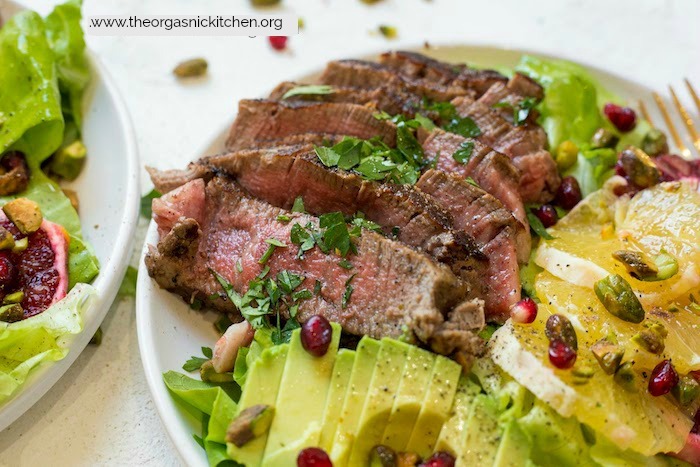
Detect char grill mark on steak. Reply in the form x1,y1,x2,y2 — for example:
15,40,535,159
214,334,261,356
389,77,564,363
379,50,509,97
226,100,397,151
198,146,487,291
417,169,525,322
420,128,528,230
145,176,484,356
318,60,474,104
450,94,560,203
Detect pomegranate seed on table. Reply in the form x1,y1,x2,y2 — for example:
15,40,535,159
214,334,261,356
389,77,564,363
548,339,577,369
648,359,679,397
555,176,583,210
533,204,558,228
268,36,288,50
510,298,538,324
419,451,456,467
297,447,332,467
300,315,333,357
604,103,636,133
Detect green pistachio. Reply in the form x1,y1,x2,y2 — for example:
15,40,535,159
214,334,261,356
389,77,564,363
545,314,578,350
11,237,28,253
653,251,678,280
555,140,578,171
370,445,398,467
591,339,625,375
173,58,208,78
3,291,24,304
591,128,619,149
618,147,660,189
614,362,636,392
631,330,665,355
594,274,645,323
672,375,700,406
641,128,669,156
612,250,658,280
0,304,23,323
226,404,275,447
0,226,15,250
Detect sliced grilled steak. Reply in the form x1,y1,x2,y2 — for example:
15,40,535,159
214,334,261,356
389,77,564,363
379,50,508,97
226,100,396,151
417,169,525,322
145,176,484,356
450,94,560,203
269,81,409,116
420,128,527,230
319,59,473,104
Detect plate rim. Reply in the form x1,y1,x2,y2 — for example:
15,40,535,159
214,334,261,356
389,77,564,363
0,49,141,431
135,43,670,467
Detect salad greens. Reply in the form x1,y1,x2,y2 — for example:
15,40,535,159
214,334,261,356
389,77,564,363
0,284,95,402
0,0,99,402
515,56,650,196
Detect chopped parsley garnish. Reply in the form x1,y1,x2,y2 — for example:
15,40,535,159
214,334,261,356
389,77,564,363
314,111,430,186
422,99,481,138
526,207,555,240
351,212,382,234
258,238,287,264
452,141,475,164
276,214,292,223
493,97,539,126
211,269,312,345
291,196,306,213
215,315,234,334
235,259,243,273
314,280,322,295
342,274,356,309
182,346,213,372
465,177,480,188
281,84,334,100
338,259,354,270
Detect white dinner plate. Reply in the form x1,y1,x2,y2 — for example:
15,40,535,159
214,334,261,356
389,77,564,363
135,45,678,466
0,1,140,432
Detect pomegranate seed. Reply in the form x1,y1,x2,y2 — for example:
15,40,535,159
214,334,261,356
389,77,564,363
555,176,582,210
419,451,456,467
268,36,288,51
648,359,679,397
510,298,538,324
300,315,333,357
548,339,577,369
297,447,332,467
533,204,558,228
604,103,636,133
0,252,16,289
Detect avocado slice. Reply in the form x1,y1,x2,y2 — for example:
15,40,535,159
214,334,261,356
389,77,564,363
381,344,435,451
262,323,341,465
493,418,532,467
330,337,382,466
319,349,356,451
461,394,502,465
227,343,289,466
347,338,410,466
405,355,461,457
434,376,481,457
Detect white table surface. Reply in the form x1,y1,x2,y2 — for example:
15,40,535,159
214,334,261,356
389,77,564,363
1,0,699,465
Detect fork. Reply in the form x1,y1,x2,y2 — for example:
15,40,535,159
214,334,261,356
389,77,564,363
639,79,700,160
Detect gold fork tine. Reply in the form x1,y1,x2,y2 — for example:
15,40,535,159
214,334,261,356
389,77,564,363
669,85,700,153
638,99,653,126
653,91,692,159
685,78,700,115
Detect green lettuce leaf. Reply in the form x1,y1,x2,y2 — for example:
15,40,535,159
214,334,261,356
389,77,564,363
515,56,651,196
0,283,95,402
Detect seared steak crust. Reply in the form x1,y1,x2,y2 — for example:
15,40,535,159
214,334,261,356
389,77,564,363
145,176,483,355
226,100,397,151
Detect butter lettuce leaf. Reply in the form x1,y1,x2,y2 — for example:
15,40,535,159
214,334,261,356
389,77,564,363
0,284,95,402
515,56,650,196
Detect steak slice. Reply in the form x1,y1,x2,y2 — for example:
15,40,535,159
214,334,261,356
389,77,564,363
379,50,508,97
318,59,473,104
269,81,409,116
197,146,486,292
451,95,560,203
145,176,484,356
420,128,528,230
417,169,525,322
226,100,396,151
